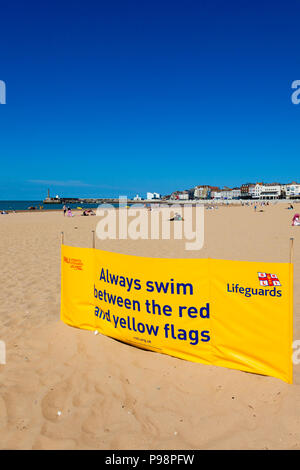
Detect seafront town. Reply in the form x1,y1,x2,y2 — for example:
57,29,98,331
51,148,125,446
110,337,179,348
164,182,300,201
43,182,300,206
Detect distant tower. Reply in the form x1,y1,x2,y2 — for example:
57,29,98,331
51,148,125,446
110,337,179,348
47,188,50,199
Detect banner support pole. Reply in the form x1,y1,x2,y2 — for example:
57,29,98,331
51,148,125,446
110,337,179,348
92,230,95,249
61,231,64,245
289,237,294,264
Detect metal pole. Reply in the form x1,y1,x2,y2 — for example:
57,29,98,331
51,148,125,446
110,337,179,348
92,230,95,249
61,231,64,245
290,237,294,264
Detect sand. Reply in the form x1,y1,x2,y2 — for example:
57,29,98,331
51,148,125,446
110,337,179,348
0,203,300,450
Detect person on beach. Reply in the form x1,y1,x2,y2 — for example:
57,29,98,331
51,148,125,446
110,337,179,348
292,213,300,226
169,212,183,221
82,209,95,216
63,205,67,216
67,207,73,217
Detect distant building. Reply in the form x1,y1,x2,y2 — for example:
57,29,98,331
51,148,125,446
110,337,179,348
281,184,287,198
211,188,231,200
221,188,233,200
170,190,189,200
43,188,61,204
188,188,195,200
146,192,161,200
212,191,222,199
231,187,241,199
241,183,255,199
258,183,282,200
193,185,211,199
178,191,189,200
165,180,299,202
253,183,263,199
285,182,300,199
133,194,142,201
209,186,220,199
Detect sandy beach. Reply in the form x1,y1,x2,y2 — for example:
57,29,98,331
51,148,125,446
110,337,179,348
0,203,300,450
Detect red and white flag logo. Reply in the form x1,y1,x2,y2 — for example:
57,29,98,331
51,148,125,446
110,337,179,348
258,272,281,287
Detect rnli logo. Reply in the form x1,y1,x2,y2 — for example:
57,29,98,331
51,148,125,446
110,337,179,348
258,273,281,287
64,256,83,271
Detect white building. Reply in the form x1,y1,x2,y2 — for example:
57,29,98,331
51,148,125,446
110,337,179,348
212,191,222,199
252,183,263,199
220,188,233,200
231,188,241,199
213,189,232,200
178,191,189,200
193,185,210,199
250,183,282,200
285,182,300,199
170,190,189,200
146,192,161,200
133,194,142,201
210,187,220,199
259,183,282,200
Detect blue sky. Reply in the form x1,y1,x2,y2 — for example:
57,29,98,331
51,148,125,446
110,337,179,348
0,0,300,199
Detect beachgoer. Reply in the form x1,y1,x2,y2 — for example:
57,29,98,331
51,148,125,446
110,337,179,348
169,212,183,221
63,205,67,216
292,213,300,226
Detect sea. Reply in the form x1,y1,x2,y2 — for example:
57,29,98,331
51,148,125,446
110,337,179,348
0,200,103,211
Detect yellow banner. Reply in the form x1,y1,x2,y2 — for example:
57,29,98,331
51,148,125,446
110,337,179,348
61,245,293,383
